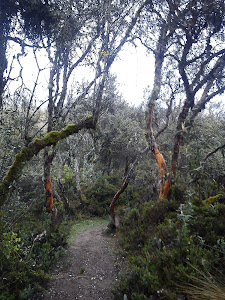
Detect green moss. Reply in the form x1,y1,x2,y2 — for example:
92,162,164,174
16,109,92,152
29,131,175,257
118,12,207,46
34,138,43,146
61,124,77,136
3,155,24,183
202,194,222,206
43,131,60,144
21,146,34,159
65,124,76,131
14,153,24,164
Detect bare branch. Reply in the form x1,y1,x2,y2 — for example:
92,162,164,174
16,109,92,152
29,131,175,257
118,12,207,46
204,143,225,160
31,121,48,139
8,37,42,49
193,54,225,96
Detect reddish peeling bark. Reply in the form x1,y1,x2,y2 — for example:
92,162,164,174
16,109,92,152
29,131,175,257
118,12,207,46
162,179,171,199
145,21,172,200
44,151,55,213
45,172,54,213
161,98,191,199
0,117,95,207
153,142,168,200
148,103,168,200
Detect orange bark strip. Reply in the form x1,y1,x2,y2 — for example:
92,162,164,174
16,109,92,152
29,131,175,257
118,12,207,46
152,144,168,200
45,173,53,212
154,148,167,175
148,100,169,199
162,179,171,199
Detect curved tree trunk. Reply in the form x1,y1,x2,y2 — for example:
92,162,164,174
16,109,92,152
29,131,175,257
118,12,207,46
108,147,148,229
108,182,128,230
145,22,171,200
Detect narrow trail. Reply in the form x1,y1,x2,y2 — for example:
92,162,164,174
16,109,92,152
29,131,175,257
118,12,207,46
37,224,119,300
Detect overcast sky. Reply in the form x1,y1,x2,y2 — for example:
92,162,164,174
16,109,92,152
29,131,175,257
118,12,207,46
7,41,154,107
111,43,154,106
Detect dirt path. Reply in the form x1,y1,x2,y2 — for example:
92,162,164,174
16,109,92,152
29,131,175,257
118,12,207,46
37,225,119,300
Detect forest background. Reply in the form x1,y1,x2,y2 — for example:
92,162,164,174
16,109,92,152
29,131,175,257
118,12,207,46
0,0,225,299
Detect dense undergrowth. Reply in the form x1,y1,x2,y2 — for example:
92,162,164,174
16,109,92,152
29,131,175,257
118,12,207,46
0,171,131,300
0,208,73,300
0,207,109,299
113,186,225,299
1,168,225,300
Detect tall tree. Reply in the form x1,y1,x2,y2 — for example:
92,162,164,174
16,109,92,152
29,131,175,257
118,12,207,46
138,0,225,199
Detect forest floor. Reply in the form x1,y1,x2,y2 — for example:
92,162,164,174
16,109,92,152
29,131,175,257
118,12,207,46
33,219,121,300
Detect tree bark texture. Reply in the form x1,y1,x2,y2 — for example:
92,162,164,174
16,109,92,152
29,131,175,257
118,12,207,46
44,150,54,212
108,182,128,229
145,22,171,200
147,102,168,200
57,178,74,215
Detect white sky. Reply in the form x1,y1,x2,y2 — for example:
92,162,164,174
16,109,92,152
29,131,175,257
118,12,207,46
111,43,154,106
7,41,154,107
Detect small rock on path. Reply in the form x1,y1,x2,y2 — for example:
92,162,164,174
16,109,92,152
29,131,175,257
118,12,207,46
35,225,119,300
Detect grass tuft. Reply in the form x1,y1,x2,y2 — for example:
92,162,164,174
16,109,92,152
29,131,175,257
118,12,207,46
182,268,225,300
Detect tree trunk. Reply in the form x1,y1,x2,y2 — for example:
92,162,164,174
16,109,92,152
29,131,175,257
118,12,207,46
108,182,128,230
0,23,8,109
44,150,54,212
75,158,83,205
57,178,75,215
147,96,168,200
108,147,148,229
145,22,170,200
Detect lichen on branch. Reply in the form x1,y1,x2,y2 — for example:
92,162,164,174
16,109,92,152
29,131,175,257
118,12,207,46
0,116,95,207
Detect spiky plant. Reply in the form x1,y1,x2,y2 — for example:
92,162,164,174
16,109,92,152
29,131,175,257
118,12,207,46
183,269,225,300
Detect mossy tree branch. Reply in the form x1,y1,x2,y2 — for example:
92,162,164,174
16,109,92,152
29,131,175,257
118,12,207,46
0,116,95,207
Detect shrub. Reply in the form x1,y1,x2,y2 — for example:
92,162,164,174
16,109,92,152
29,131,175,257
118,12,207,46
114,195,225,299
0,210,71,299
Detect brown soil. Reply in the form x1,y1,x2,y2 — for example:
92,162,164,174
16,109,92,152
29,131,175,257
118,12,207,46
35,225,120,300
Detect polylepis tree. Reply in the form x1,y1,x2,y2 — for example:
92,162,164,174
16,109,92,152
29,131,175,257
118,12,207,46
144,0,225,199
42,0,153,216
103,0,225,223
0,0,153,212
